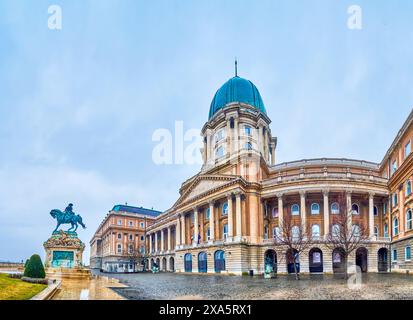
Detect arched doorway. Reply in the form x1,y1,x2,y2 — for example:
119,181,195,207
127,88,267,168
264,250,277,273
309,248,323,273
332,248,346,274
377,248,388,272
198,252,207,273
162,257,167,271
156,258,160,269
356,247,368,273
184,253,192,272
214,250,225,273
169,257,175,272
150,258,154,270
286,249,300,274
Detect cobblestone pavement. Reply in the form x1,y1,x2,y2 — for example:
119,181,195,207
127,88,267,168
94,271,413,300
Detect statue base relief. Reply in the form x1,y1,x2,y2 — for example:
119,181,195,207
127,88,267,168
43,230,91,279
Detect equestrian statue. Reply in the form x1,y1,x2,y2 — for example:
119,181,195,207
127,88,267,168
50,203,86,234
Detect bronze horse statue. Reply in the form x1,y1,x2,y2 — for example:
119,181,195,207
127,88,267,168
50,209,86,233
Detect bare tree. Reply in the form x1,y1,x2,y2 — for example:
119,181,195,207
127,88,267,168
275,214,313,280
324,192,369,279
124,247,144,273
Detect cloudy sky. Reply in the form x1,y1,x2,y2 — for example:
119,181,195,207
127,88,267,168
1,0,412,262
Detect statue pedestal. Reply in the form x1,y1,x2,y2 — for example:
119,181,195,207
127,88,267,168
43,230,85,269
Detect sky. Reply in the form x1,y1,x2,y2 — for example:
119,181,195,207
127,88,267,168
0,0,412,263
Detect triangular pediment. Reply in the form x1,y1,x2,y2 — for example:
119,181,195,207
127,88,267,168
173,175,241,207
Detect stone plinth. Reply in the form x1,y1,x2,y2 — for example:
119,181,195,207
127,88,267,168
43,230,85,269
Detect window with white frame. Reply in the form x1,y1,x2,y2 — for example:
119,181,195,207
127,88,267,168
331,202,339,214
292,226,300,241
264,226,269,239
407,181,412,197
117,233,122,240
140,246,145,254
128,220,133,227
384,202,387,215
215,146,225,158
406,246,411,261
384,223,389,238
394,217,399,235
244,125,252,136
215,128,226,143
393,193,398,206
245,141,253,150
311,224,320,238
405,141,411,158
222,203,228,216
128,244,133,254
206,228,211,241
117,219,122,226
140,235,144,241
223,224,228,239
374,206,378,216
291,204,300,216
332,224,340,238
392,160,397,174
206,207,210,220
311,203,320,215
273,226,280,240
406,209,412,230
272,207,278,218
374,226,379,237
117,244,122,254
352,224,360,238
393,249,398,261
129,234,133,241
351,203,359,215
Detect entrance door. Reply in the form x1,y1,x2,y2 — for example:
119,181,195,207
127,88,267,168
214,251,225,273
198,252,207,273
184,253,192,272
309,248,323,273
378,248,388,272
356,247,368,273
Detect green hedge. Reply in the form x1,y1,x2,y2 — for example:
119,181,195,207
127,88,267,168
23,254,46,279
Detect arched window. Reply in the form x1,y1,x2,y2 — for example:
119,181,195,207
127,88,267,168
264,226,269,240
332,224,340,237
272,207,279,218
374,206,378,216
311,203,320,215
245,141,253,150
384,223,389,238
291,204,300,216
117,233,122,239
406,181,412,197
215,146,225,158
184,253,192,272
292,226,300,240
331,202,339,214
394,217,399,235
311,224,320,238
206,207,210,220
215,128,226,143
352,204,359,215
406,209,412,230
222,203,228,216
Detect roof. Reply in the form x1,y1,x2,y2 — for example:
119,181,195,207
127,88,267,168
111,205,162,217
209,76,266,119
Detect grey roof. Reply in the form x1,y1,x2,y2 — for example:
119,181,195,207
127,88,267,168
112,205,162,217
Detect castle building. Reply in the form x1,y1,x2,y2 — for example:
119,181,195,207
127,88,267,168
90,205,161,272
92,71,413,276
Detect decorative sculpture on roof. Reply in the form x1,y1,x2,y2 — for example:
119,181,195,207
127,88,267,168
50,203,86,234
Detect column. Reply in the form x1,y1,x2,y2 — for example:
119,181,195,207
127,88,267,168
271,143,276,165
234,118,239,153
149,234,153,254
206,130,212,164
161,229,164,252
175,217,181,247
300,191,306,232
154,232,158,253
277,193,284,225
226,118,232,156
181,215,186,245
167,226,171,251
264,128,269,161
369,192,375,238
193,207,199,246
346,190,352,231
227,194,234,238
323,189,329,238
209,201,215,241
235,193,242,238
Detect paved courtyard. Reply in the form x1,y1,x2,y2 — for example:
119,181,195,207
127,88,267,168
93,271,413,300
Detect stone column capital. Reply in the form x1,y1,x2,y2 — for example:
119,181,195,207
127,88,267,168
226,193,234,200
208,200,215,206
345,189,353,195
369,191,376,198
276,192,284,199
299,190,306,197
322,189,330,196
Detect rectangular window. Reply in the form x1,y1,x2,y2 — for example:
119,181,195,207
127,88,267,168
140,235,144,241
244,126,252,136
223,224,228,239
405,141,411,158
406,246,411,261
407,181,412,196
393,193,398,206
140,222,145,228
129,234,133,241
118,219,122,226
206,228,210,241
393,249,398,261
128,221,133,227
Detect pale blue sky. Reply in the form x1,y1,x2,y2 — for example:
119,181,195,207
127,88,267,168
0,0,412,262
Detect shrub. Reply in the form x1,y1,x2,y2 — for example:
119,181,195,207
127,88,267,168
23,254,46,279
21,277,48,285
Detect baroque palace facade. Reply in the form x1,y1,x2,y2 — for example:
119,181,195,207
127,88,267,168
91,73,413,275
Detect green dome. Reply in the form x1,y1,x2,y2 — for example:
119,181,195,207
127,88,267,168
209,76,266,119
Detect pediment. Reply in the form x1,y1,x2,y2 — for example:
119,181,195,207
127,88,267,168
174,175,239,207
